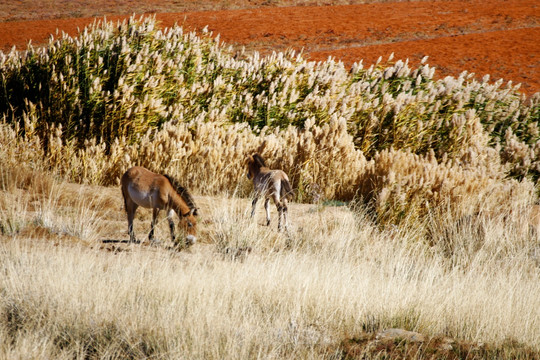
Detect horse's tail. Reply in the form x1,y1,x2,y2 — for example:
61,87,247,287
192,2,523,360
280,178,294,200
122,188,127,211
120,174,129,211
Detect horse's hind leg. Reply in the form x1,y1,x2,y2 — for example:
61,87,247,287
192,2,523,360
277,204,284,231
275,196,289,232
125,200,138,243
282,198,289,231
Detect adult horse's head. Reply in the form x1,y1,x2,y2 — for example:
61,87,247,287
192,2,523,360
164,175,199,246
179,207,198,246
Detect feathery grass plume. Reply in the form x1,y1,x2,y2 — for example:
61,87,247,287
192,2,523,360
357,147,536,226
1,16,537,178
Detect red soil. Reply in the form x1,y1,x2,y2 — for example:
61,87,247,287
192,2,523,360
0,0,538,94
310,28,540,94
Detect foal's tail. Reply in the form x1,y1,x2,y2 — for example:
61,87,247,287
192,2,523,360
280,178,294,200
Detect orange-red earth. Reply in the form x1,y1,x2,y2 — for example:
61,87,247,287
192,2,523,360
0,0,538,94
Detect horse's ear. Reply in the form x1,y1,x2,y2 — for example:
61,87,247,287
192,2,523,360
253,153,266,167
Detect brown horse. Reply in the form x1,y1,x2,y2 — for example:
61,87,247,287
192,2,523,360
247,154,293,231
121,166,198,246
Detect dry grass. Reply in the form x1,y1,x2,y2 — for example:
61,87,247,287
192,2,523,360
1,163,539,358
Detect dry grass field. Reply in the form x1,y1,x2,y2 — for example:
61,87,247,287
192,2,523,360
0,1,539,358
1,162,540,359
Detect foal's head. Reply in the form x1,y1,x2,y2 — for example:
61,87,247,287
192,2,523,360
247,153,266,179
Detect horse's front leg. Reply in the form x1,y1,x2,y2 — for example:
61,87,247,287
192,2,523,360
167,209,176,243
149,208,160,243
128,222,136,243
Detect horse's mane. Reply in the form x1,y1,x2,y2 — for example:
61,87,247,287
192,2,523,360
164,174,198,212
252,153,266,168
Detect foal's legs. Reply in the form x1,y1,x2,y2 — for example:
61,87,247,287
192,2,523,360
274,195,289,232
277,205,283,231
251,197,259,218
271,193,283,231
264,198,271,226
281,198,289,231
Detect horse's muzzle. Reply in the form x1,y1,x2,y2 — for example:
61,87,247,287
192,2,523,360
186,234,197,246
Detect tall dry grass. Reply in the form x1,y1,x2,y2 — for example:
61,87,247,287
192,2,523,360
0,173,539,358
1,137,539,357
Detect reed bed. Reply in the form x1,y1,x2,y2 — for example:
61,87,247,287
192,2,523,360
0,17,538,199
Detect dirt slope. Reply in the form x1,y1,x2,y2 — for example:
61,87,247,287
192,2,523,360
0,0,538,94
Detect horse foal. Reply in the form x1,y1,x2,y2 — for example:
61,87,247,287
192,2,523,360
247,154,293,231
121,166,198,246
